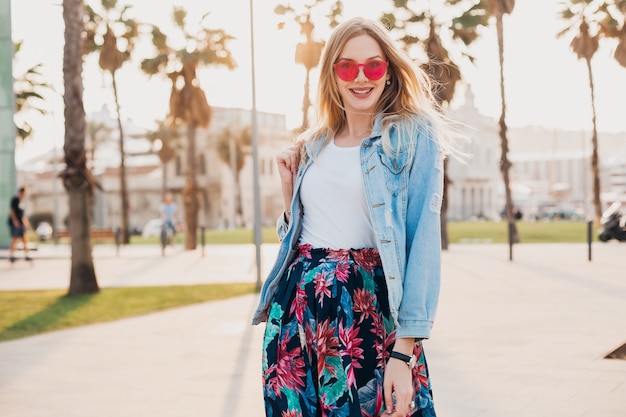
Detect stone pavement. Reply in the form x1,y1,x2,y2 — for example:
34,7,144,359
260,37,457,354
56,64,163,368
0,242,625,417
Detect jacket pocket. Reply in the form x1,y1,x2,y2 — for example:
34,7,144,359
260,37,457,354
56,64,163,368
378,148,409,174
377,145,411,196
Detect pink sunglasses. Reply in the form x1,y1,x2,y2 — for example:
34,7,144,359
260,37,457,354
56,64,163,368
333,59,389,82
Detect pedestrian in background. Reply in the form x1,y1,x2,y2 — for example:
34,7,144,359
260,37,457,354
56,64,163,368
253,17,461,417
159,192,178,235
7,186,32,263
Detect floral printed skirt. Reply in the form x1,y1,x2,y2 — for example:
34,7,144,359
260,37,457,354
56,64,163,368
262,245,436,417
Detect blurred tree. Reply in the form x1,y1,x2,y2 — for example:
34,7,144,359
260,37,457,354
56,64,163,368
146,119,184,199
141,7,236,250
85,118,111,164
61,0,99,295
381,1,470,250
13,41,52,141
598,0,626,67
83,0,139,244
558,0,616,226
451,0,519,244
599,0,626,67
215,126,251,227
275,0,343,132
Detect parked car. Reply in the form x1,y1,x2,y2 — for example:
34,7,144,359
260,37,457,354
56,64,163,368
141,219,165,238
36,221,53,241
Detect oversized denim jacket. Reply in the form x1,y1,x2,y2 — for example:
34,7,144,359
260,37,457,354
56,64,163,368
252,116,444,339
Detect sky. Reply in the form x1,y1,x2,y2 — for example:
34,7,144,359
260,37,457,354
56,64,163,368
10,0,626,162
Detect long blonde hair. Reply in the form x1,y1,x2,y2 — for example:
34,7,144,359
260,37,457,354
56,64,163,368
299,17,461,159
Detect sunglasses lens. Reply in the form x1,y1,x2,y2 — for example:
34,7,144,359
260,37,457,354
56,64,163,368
363,61,387,80
334,61,358,81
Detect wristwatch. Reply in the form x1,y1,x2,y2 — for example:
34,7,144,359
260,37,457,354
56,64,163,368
390,351,417,370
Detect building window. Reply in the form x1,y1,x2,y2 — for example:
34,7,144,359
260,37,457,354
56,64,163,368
175,156,182,176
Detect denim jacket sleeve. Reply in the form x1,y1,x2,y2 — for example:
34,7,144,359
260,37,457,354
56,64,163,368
276,212,289,241
396,128,444,339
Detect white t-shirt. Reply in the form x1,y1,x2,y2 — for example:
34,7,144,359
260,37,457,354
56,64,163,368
298,138,376,250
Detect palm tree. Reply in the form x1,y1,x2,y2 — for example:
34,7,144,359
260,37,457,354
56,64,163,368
381,2,466,250
146,119,183,199
85,118,111,164
61,0,99,295
275,1,343,132
597,1,626,63
558,0,614,226
83,0,139,244
215,126,251,227
452,0,518,244
141,7,236,250
13,41,51,141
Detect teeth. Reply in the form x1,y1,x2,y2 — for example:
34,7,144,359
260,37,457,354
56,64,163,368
352,88,372,94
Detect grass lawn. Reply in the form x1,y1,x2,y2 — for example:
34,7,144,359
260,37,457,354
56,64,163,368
129,221,596,245
0,283,255,343
447,221,595,244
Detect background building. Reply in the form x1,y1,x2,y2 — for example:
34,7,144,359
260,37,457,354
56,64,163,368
17,106,293,234
447,88,626,221
17,96,626,232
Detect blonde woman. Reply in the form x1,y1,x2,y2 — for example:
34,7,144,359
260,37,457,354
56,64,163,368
253,17,459,417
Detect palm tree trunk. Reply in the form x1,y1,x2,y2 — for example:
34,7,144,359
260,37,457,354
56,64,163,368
235,169,243,227
111,73,130,244
585,56,602,226
496,11,519,244
161,159,167,201
184,122,199,250
229,134,241,227
67,187,99,294
300,69,311,132
62,0,99,295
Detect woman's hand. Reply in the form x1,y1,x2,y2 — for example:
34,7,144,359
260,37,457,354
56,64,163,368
383,359,414,416
276,143,301,183
276,143,302,219
384,338,416,416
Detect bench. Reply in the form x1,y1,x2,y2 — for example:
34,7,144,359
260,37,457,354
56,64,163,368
56,228,119,243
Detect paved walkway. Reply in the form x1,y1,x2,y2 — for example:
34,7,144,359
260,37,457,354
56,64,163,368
1,242,625,417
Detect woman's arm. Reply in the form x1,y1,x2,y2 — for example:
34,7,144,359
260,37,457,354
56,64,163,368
397,128,444,339
274,143,301,239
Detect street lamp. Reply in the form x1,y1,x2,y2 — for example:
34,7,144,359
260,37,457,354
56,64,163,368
249,0,262,290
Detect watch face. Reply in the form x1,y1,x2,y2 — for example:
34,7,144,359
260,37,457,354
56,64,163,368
408,355,417,369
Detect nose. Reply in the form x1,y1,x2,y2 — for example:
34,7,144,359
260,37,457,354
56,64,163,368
354,66,368,82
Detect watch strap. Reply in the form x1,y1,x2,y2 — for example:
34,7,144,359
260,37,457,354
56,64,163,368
389,351,413,364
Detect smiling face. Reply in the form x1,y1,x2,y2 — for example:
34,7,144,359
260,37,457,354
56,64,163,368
334,34,389,117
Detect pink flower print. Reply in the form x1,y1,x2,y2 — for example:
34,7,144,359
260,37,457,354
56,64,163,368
316,320,340,378
339,322,365,388
281,410,303,417
326,249,350,263
351,248,380,274
352,288,377,324
264,363,281,396
314,270,333,306
289,284,307,323
298,244,312,259
275,337,307,393
334,260,350,283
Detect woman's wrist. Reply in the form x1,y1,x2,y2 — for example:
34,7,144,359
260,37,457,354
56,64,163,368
392,337,416,355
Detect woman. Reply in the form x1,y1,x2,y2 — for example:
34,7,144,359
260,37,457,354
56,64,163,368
253,17,458,417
